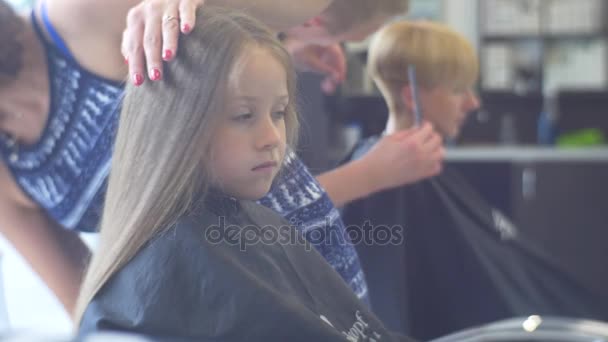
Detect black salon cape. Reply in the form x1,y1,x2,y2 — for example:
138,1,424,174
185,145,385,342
79,194,414,342
342,166,608,340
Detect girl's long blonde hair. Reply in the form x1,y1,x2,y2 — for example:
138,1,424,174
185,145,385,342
74,6,298,323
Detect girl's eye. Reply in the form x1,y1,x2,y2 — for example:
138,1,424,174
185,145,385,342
233,113,253,122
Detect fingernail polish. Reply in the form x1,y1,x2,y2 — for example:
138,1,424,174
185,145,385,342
124,57,129,65
150,68,161,81
182,24,191,33
133,73,144,86
162,49,173,61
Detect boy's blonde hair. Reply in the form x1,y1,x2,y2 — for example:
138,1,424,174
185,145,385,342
323,0,409,34
368,21,478,111
74,6,298,323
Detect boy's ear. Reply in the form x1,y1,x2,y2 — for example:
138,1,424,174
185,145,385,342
401,85,415,112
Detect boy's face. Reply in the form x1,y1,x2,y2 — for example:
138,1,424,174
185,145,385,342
210,47,288,200
418,85,480,139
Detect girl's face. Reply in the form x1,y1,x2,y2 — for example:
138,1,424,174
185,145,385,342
418,85,480,139
209,46,288,200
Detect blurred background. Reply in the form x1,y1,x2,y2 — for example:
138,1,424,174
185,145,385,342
301,0,608,166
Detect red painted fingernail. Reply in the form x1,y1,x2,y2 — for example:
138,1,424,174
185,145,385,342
150,68,161,81
162,49,173,61
124,57,129,65
133,73,144,86
182,24,191,33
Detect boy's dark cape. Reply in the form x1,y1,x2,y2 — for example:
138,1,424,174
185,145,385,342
343,165,608,340
79,195,414,342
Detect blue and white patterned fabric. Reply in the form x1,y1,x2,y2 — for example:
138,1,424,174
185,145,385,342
259,150,369,303
0,12,123,232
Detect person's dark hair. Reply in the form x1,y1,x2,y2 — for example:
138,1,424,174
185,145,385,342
0,0,25,78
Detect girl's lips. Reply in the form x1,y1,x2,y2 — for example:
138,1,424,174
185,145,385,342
252,161,278,171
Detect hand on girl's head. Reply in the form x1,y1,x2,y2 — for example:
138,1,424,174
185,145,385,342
122,0,206,86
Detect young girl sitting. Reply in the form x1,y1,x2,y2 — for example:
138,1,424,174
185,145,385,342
74,7,413,342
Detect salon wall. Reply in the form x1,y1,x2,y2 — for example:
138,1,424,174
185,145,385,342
443,0,479,50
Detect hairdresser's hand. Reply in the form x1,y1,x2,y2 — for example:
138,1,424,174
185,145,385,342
288,43,347,94
122,0,205,85
362,122,444,192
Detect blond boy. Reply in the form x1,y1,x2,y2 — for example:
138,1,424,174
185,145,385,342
368,21,480,139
